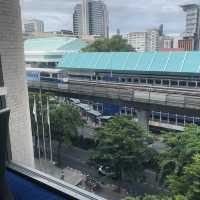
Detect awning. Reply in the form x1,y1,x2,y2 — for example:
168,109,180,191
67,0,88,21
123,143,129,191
69,98,80,104
77,103,91,111
99,116,112,120
88,110,101,117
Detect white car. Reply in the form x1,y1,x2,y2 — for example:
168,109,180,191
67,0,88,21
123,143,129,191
98,165,115,176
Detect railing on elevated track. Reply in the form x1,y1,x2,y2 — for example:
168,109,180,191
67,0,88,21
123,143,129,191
27,79,200,110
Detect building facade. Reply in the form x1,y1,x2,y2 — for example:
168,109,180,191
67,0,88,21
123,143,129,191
73,0,109,38
146,29,160,51
159,36,174,49
24,19,44,33
126,32,147,52
178,38,194,51
0,0,34,167
127,29,160,52
181,4,200,50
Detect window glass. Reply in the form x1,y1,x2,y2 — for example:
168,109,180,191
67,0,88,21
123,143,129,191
179,81,187,86
163,80,169,86
6,1,200,200
188,82,196,87
171,80,178,86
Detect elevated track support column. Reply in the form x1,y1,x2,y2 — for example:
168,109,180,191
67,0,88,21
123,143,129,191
136,110,150,130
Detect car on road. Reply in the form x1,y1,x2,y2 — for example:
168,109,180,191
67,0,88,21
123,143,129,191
98,165,115,177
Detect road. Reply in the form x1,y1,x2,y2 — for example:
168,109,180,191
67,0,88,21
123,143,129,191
34,138,164,199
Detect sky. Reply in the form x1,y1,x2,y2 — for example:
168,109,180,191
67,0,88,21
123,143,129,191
22,0,200,35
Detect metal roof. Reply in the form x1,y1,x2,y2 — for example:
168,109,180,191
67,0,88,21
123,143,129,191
26,67,64,74
24,37,87,53
58,52,200,75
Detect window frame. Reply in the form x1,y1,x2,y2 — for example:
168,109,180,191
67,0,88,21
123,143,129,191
7,162,106,200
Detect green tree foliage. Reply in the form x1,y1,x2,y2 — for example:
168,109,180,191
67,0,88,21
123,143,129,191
82,35,135,52
158,126,200,182
50,102,84,165
122,195,187,200
92,116,154,186
167,154,200,200
157,126,200,200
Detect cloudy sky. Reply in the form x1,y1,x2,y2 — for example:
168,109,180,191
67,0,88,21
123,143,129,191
22,0,200,35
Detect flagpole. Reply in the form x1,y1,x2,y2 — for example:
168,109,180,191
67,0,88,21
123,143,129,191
33,95,41,161
40,88,47,161
47,96,53,162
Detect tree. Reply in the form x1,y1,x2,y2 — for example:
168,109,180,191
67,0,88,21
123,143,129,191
122,195,187,200
158,126,200,184
167,154,200,200
92,116,154,189
82,35,135,52
50,103,84,166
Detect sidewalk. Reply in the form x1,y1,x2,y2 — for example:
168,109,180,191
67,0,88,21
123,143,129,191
35,159,86,186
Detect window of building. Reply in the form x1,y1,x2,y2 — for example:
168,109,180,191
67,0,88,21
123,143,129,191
127,78,132,83
171,80,178,86
147,79,154,84
163,80,169,86
188,81,196,87
140,79,146,84
179,81,187,87
155,79,161,85
133,78,139,83
121,77,125,82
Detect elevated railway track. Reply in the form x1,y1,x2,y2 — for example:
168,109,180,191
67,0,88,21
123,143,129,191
28,79,200,111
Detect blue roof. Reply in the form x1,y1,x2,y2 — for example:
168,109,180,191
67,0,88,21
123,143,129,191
58,52,200,75
24,37,87,52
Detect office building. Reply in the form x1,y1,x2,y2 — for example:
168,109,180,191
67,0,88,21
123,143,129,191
0,0,34,167
178,39,194,51
24,19,44,33
146,29,160,51
73,4,82,36
159,36,174,49
73,0,109,38
127,28,160,52
181,4,200,50
126,32,147,52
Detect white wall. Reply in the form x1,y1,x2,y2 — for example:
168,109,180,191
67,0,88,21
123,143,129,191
0,0,34,167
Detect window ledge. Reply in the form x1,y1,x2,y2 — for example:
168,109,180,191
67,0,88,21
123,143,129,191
7,162,106,200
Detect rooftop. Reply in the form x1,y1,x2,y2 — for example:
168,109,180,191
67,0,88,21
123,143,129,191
57,52,200,75
24,37,87,53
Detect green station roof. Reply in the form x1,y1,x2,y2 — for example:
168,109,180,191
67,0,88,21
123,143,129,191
58,52,200,75
24,37,87,52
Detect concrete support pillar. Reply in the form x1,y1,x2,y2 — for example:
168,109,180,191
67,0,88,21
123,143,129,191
136,109,150,130
0,0,34,167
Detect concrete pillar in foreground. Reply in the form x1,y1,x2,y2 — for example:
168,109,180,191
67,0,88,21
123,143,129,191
136,110,150,130
0,0,34,167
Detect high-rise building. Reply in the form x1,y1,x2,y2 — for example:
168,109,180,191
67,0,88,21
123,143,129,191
127,28,160,52
126,32,147,52
178,39,194,51
73,0,109,38
159,36,174,49
159,24,164,36
24,19,44,33
0,0,34,167
181,4,200,50
146,29,160,51
73,4,82,36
